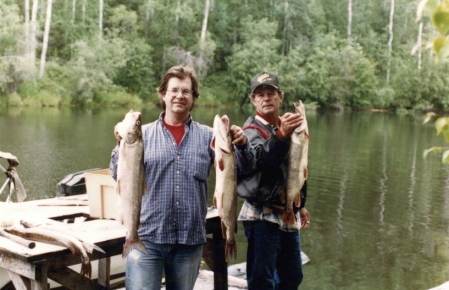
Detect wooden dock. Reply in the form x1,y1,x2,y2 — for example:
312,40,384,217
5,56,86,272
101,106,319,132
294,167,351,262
0,196,231,290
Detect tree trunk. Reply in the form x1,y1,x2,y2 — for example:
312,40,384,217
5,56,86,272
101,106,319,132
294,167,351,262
24,0,30,54
31,0,38,66
386,0,394,83
72,0,76,24
417,21,423,70
145,0,154,37
99,0,103,40
39,0,53,79
82,0,86,26
175,0,180,47
282,1,289,56
199,0,210,43
347,0,352,39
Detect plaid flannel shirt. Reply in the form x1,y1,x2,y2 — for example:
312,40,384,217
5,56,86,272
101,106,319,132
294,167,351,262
110,112,256,245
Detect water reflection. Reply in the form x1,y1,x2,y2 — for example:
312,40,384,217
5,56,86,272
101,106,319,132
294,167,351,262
1,107,449,289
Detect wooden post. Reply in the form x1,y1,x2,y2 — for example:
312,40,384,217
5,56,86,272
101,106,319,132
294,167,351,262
204,212,229,290
98,257,111,288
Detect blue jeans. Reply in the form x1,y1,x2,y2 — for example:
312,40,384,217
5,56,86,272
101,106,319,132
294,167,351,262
243,220,303,290
125,240,204,290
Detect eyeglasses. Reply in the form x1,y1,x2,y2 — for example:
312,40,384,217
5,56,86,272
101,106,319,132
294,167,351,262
167,87,193,97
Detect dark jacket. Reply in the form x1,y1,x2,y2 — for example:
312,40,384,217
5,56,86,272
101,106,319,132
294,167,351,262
240,116,307,209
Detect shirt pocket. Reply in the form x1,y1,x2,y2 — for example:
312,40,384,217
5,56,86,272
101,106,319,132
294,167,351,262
192,150,211,181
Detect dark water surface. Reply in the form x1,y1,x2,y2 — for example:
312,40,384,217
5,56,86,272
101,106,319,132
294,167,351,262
1,106,449,289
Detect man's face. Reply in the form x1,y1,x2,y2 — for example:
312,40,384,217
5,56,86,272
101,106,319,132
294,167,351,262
162,77,194,115
251,86,283,117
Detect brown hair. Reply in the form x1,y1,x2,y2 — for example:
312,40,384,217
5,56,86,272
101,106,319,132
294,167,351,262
157,65,200,110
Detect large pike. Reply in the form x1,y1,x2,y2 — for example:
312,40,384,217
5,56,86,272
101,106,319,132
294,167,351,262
115,109,148,258
282,101,310,225
210,115,237,261
7,227,93,278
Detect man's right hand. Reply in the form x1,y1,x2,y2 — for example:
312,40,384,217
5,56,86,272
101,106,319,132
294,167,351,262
279,112,303,137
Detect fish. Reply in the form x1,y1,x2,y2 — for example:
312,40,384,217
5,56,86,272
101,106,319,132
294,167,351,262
0,228,35,248
20,219,105,254
210,114,238,261
282,101,310,225
7,227,92,278
114,109,148,258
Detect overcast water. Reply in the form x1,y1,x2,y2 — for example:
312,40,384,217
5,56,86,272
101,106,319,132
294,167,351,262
1,106,448,289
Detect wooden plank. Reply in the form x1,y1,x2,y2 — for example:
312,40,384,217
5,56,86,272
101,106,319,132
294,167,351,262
0,254,38,280
7,271,31,290
47,267,107,290
98,257,110,288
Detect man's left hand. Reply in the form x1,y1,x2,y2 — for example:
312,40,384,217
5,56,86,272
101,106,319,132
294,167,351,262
299,208,310,229
230,125,248,146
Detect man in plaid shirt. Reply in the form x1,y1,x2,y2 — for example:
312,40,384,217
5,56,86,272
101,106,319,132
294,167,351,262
110,65,255,290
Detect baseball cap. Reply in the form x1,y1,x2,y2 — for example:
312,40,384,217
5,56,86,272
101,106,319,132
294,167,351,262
251,72,280,92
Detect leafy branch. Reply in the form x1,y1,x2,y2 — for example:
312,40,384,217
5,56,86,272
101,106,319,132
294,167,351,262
423,112,449,163
418,1,449,163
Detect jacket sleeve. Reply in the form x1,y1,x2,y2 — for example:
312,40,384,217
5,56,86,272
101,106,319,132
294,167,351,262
234,142,256,175
245,126,290,173
300,180,307,209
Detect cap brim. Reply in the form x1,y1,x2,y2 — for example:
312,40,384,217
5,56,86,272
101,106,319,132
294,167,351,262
251,84,280,93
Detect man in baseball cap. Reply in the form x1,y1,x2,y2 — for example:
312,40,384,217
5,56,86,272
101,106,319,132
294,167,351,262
238,71,310,289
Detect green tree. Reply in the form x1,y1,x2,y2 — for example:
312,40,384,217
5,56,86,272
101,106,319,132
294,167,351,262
226,16,282,107
0,2,32,95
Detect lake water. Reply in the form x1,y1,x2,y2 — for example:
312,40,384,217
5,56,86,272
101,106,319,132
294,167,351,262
1,106,448,289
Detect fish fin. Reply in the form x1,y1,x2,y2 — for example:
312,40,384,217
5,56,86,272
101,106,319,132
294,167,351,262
218,142,231,154
282,212,296,226
213,194,218,209
82,242,93,254
294,193,301,208
215,155,224,171
210,135,216,150
280,187,286,204
221,220,227,239
82,242,106,254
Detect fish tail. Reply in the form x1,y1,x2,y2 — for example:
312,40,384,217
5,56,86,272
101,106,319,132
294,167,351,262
225,240,237,262
283,211,296,226
122,237,148,258
80,262,92,279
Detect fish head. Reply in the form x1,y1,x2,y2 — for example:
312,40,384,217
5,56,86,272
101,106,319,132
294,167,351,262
211,114,232,154
213,114,230,136
116,110,142,144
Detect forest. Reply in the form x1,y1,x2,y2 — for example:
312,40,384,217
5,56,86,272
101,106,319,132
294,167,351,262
1,0,449,112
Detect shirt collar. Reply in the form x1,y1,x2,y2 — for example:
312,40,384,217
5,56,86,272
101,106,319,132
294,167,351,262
159,111,193,127
255,112,281,127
